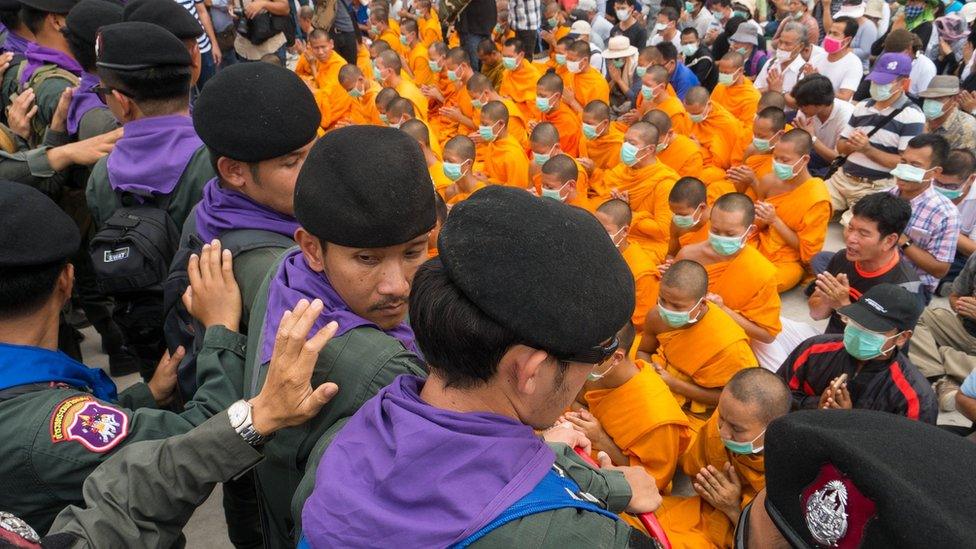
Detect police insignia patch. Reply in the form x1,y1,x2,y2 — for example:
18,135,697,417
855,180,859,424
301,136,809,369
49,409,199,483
50,396,129,453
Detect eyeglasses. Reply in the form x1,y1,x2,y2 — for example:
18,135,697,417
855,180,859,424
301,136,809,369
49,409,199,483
92,86,132,103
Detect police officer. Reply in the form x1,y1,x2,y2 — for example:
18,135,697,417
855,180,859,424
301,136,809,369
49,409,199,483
0,182,244,533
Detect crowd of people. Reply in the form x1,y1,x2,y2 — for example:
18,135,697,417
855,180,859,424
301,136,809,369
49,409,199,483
1,0,976,546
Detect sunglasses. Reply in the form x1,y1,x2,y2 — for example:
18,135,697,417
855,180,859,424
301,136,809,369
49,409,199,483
92,86,132,103
553,336,620,365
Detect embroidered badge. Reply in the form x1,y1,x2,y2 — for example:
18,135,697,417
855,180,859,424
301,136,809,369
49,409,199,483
50,397,129,453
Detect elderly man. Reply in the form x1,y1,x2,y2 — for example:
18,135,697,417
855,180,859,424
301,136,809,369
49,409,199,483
919,75,976,151
753,21,809,96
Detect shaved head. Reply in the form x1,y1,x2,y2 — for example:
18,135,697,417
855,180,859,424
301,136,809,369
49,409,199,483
720,52,745,67
430,42,448,57
445,135,476,161
596,198,632,229
338,63,363,85
584,100,611,121
725,368,791,424
628,121,659,147
400,118,429,145
377,49,403,73
759,91,786,110
537,72,564,94
642,109,672,133
568,40,591,58
683,86,710,106
387,97,416,119
756,106,786,132
661,259,708,298
669,177,707,206
713,192,755,226
375,87,399,110
370,40,391,57
541,154,578,181
481,100,509,124
466,72,492,94
446,46,468,65
648,65,669,85
531,121,560,146
781,128,813,155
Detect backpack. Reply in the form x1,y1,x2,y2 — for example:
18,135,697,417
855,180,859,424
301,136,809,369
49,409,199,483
13,61,80,146
163,222,295,403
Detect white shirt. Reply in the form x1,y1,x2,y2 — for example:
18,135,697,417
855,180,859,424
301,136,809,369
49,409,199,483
590,14,614,50
795,98,855,149
910,53,937,96
649,30,682,49
754,53,806,95
878,2,891,36
812,51,864,93
687,8,716,37
956,183,976,239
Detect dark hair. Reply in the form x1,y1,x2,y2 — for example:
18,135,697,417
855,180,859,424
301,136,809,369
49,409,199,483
62,28,95,72
614,0,638,8
409,259,522,389
850,192,911,238
907,133,950,167
792,75,834,107
0,260,65,320
834,16,858,38
943,149,976,178
655,41,678,61
659,6,679,21
19,6,48,35
682,27,700,38
0,8,21,30
98,64,191,109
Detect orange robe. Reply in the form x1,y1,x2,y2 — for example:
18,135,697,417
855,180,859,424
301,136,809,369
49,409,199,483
652,303,756,432
314,84,354,131
702,246,782,340
499,60,542,119
294,53,346,91
407,42,434,86
595,161,679,264
345,82,383,125
379,28,406,57
429,72,462,139
584,361,691,492
579,122,624,172
395,78,430,121
537,102,582,157
710,79,761,124
638,93,691,135
656,412,766,548
757,177,831,292
418,12,442,47
484,134,530,188
471,98,529,165
429,161,453,199
678,223,709,248
570,67,610,108
688,103,741,171
622,241,659,332
531,160,590,203
658,134,704,180
446,180,486,205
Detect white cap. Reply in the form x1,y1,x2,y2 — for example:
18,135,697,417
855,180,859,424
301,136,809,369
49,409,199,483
570,20,592,36
962,2,976,24
576,0,597,11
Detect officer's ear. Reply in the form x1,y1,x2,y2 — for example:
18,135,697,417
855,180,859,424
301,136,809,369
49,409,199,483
295,228,326,273
56,262,74,308
217,157,251,190
502,345,551,397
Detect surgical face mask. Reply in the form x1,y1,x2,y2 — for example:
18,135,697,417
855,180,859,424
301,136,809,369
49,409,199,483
822,36,845,54
685,0,695,13
447,68,460,82
905,4,924,19
428,59,441,72
615,8,631,21
399,34,409,46
843,322,898,361
373,65,384,80
722,429,766,455
478,122,498,141
641,84,654,100
752,130,780,152
869,81,895,102
494,23,504,33
681,42,699,57
934,183,964,200
635,65,648,77
555,53,567,66
658,297,703,328
442,160,467,181
922,99,946,120
708,227,750,255
379,113,389,124
673,204,703,228
471,93,486,109
502,56,518,70
566,59,582,73
791,10,804,19
582,122,603,140
347,82,365,98
548,16,558,27
689,104,709,123
732,9,748,19
717,70,737,86
773,157,803,180
535,94,555,112
541,179,571,201
734,46,749,56
656,135,670,152
654,22,668,31
533,144,557,166
774,47,794,61
612,59,625,68
890,163,930,183
620,141,647,166
607,226,625,247
587,356,619,381
370,24,380,35
711,8,725,19
388,116,405,129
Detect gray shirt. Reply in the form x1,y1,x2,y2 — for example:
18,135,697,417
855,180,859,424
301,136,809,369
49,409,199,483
333,0,355,33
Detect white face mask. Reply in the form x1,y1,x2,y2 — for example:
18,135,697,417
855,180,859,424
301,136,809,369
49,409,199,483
615,8,631,21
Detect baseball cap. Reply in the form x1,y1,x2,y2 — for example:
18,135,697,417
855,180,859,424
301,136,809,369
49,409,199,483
570,20,592,36
865,53,912,85
918,75,960,98
836,284,922,333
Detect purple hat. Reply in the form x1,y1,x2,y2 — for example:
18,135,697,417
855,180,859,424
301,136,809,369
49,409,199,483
866,53,912,84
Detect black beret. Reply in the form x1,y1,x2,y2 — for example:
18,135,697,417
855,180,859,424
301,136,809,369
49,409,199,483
764,410,976,547
66,0,123,46
96,22,191,70
294,126,436,247
122,0,202,40
0,182,79,267
438,186,635,358
19,0,75,14
194,63,320,163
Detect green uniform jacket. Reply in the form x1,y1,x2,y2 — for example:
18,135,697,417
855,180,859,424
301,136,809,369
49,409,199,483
243,251,428,548
85,145,215,231
0,326,245,534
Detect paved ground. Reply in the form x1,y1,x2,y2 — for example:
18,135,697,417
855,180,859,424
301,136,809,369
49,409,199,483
81,221,967,547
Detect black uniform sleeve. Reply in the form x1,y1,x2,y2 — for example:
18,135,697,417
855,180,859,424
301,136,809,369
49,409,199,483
776,339,821,411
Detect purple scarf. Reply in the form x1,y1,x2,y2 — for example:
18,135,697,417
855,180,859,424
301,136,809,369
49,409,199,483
259,249,419,364
195,178,300,242
19,42,82,85
67,72,110,136
106,114,203,196
2,29,32,56
302,375,556,548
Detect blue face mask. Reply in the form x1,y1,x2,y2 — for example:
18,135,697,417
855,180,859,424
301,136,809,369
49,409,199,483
685,0,695,13
689,104,709,123
680,43,698,57
922,99,945,120
533,144,557,166
711,8,725,19
734,46,749,56
722,429,765,455
379,113,389,124
934,181,966,200
658,297,703,328
373,65,384,81
347,82,365,98
708,228,749,256
641,84,654,101
399,35,409,46
890,163,930,183
555,53,567,66
635,65,648,77
717,71,736,86
536,94,555,112
620,141,647,166
502,56,518,70
732,9,748,19
869,81,895,102
582,122,602,140
773,157,803,180
541,180,571,201
672,204,703,228
478,123,497,141
612,59,625,68
428,59,441,72
843,322,897,361
443,161,466,181
471,97,485,109
447,69,460,82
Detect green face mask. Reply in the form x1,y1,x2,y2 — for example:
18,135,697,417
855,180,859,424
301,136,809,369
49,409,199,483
708,228,749,256
658,297,703,328
672,204,703,228
843,322,897,361
502,56,518,70
582,122,601,140
722,429,765,455
933,184,965,200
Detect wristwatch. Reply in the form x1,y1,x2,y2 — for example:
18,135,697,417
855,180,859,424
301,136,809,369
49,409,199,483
228,399,272,446
901,238,913,251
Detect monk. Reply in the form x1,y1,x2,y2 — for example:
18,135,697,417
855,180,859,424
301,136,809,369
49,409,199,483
410,0,442,47
368,5,405,57
533,72,581,157
563,322,691,492
709,52,761,124
528,122,589,197
421,42,461,139
684,87,742,174
374,50,429,121
595,199,660,331
399,19,434,86
593,121,679,263
551,36,576,88
336,64,383,126
637,66,690,135
358,38,382,82
476,39,505,90
541,1,571,45
401,118,452,197
667,176,710,257
441,135,485,205
374,87,400,127
464,73,528,164
479,100,530,189
499,38,542,119
579,100,624,172
725,106,785,199
539,154,592,211
642,109,704,182
295,29,345,91
656,368,790,549
753,129,831,292
435,47,478,137
637,260,757,433
676,193,783,344
564,40,610,113
387,97,443,157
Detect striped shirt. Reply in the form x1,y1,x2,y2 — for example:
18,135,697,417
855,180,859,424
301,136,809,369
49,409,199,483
174,0,212,54
840,97,925,180
890,185,961,292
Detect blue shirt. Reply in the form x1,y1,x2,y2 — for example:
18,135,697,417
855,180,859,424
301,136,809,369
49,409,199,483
671,62,700,100
962,368,976,399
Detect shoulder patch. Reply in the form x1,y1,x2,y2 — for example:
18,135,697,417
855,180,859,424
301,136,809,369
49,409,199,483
50,396,129,453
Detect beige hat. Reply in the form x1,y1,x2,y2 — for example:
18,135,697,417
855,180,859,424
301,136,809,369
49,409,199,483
732,0,756,15
569,20,592,36
603,35,638,59
962,2,976,24
835,0,865,19
918,75,961,98
864,0,883,18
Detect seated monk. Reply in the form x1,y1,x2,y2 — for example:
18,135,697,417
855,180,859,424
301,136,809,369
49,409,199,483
533,72,581,157
637,65,690,135
667,176,710,257
564,40,610,113
724,106,786,200
593,121,679,264
656,368,790,548
643,109,705,183
683,86,741,174
421,42,461,139
411,0,442,47
387,97,443,157
676,193,783,344
563,322,691,492
499,37,542,119
476,38,505,91
400,19,434,86
295,29,346,91
401,119,452,198
368,5,405,57
595,199,660,331
637,260,757,433
374,49,429,121
375,86,400,126
359,38,385,82
479,100,530,189
466,73,528,149
753,129,831,292
539,154,592,211
337,64,383,125
550,36,575,87
710,52,761,124
435,47,480,138
529,122,588,197
441,135,485,205
579,100,624,173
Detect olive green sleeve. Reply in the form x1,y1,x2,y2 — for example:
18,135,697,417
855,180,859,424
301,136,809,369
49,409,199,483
178,325,247,426
85,156,111,229
76,107,119,141
117,382,157,410
33,78,71,131
48,411,263,549
233,246,288,334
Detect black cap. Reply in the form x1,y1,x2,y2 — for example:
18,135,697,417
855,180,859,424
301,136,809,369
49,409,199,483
0,183,80,267
836,283,921,333
66,0,123,46
19,0,75,14
122,0,202,40
438,186,635,361
294,126,436,247
193,62,320,163
96,22,192,70
764,409,976,547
